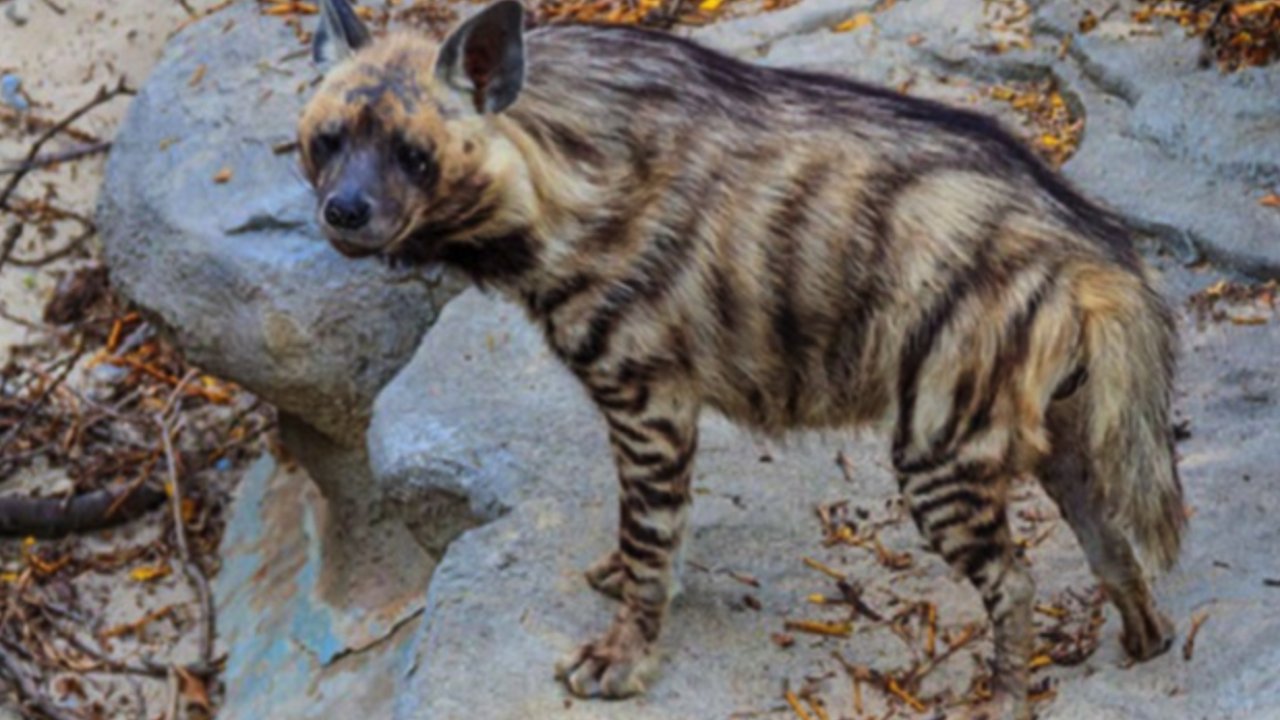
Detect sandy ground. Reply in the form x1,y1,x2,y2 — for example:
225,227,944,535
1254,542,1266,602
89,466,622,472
2,2,250,719
1,0,231,355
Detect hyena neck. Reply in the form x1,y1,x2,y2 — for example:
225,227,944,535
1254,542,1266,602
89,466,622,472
447,114,627,312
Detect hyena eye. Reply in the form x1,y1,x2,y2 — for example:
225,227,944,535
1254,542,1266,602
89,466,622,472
310,130,344,168
394,137,437,185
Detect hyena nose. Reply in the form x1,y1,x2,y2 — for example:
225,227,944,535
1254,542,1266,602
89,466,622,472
323,193,372,231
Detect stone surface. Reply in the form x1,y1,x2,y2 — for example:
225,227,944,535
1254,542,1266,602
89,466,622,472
376,5,1280,717
96,2,462,446
215,455,423,720
95,6,457,719
102,1,1280,718
687,0,1280,278
382,271,1280,719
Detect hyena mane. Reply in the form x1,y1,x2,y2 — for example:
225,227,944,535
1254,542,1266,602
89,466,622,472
301,3,1185,717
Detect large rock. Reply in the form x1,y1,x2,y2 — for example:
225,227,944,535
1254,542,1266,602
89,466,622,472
214,455,423,720
687,0,1280,279
96,5,459,719
97,2,462,446
375,274,1280,720
103,0,1280,717
371,3,1280,718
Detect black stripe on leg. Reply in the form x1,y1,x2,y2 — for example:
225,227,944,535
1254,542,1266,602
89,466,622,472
613,440,667,467
606,416,650,445
619,536,666,568
629,444,696,486
630,481,688,511
641,418,684,448
911,488,986,521
943,541,1004,580
620,510,677,549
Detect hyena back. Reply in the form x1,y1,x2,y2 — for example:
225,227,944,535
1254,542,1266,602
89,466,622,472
301,2,1185,716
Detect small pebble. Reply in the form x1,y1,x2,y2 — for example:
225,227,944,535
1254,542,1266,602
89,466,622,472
1,74,29,111
4,0,29,26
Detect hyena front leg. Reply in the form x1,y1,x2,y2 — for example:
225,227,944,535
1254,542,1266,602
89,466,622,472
898,443,1033,720
557,381,698,698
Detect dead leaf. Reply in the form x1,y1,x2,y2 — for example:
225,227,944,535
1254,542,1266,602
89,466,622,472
1078,9,1099,33
176,666,212,711
188,64,207,87
1229,315,1268,325
130,564,171,582
213,167,233,183
833,13,873,32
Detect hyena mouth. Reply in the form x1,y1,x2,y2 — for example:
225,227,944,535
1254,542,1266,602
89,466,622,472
328,237,383,259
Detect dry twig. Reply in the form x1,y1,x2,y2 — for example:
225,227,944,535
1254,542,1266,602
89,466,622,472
0,78,133,216
0,641,84,720
0,142,112,176
158,370,216,668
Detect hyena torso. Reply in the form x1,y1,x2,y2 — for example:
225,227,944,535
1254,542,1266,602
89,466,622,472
302,4,1185,716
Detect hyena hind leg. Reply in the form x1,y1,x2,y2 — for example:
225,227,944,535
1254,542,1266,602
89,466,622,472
900,458,1034,720
1037,398,1175,662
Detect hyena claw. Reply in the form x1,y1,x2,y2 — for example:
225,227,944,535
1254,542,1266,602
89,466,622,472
1120,608,1175,662
555,610,658,699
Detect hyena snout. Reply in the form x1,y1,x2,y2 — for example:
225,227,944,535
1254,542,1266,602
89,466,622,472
322,191,372,232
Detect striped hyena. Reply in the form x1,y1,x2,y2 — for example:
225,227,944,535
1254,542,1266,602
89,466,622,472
299,1,1185,716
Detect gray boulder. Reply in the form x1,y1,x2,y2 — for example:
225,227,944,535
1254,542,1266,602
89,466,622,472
98,3,462,446
96,5,460,719
378,272,1280,719
99,0,1280,717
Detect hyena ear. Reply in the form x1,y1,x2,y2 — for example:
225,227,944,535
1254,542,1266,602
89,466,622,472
434,0,527,114
313,0,372,65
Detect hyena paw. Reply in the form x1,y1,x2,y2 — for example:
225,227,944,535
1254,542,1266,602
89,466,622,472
584,550,627,601
1121,609,1175,662
554,613,658,699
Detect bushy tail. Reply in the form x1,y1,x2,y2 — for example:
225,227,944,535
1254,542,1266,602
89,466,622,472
1077,270,1184,573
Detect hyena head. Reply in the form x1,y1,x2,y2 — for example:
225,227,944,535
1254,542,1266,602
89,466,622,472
299,0,529,262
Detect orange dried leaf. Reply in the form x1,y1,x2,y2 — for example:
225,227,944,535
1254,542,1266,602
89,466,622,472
1229,315,1267,325
1034,603,1068,619
176,666,212,710
213,167,233,183
1260,193,1280,207
189,64,207,87
130,564,172,582
802,556,847,580
784,619,853,637
807,697,832,720
833,12,873,32
1079,9,1099,33
784,690,814,720
885,676,927,712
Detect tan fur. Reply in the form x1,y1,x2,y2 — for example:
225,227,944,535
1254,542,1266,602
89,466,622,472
300,9,1184,717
